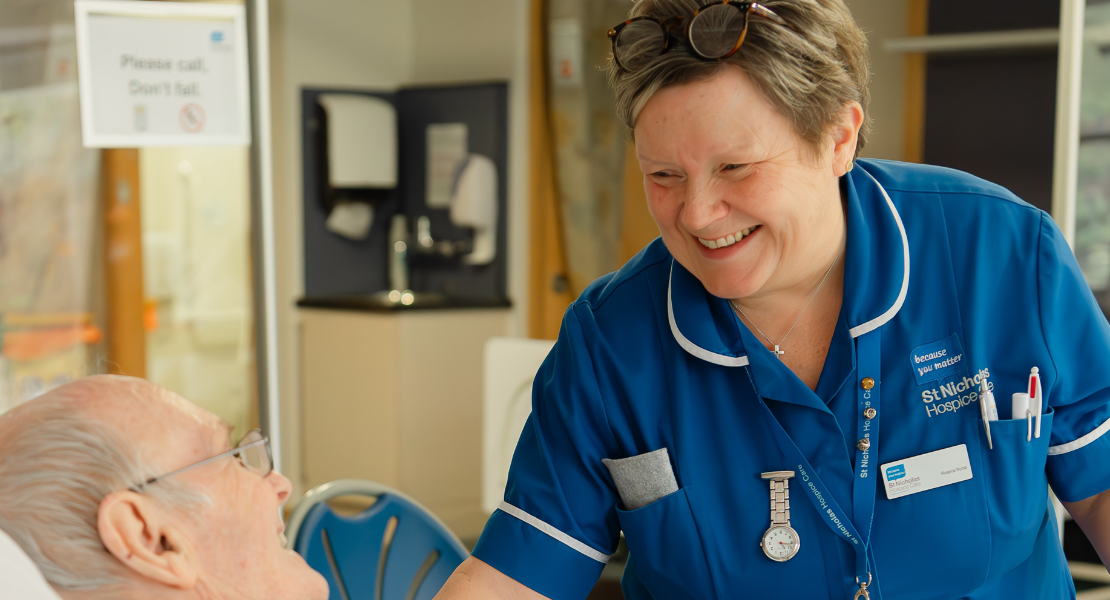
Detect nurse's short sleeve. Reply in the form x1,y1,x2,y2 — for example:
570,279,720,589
472,304,621,600
1038,213,1110,502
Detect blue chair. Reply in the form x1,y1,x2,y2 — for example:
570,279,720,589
286,479,469,600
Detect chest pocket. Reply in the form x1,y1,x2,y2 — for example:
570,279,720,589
616,487,718,600
978,406,1055,577
871,419,992,599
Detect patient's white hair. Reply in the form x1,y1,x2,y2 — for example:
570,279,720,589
0,376,209,591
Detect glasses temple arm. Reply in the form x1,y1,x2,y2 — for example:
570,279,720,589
133,438,269,491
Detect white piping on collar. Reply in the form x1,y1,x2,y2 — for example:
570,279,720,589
667,262,750,367
848,168,911,339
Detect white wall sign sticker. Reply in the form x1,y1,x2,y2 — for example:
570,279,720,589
74,0,251,147
548,19,583,88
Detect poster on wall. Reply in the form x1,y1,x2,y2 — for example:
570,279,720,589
74,0,251,147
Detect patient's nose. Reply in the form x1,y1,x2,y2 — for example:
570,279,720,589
268,470,292,504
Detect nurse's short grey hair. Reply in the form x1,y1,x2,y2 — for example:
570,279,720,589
606,0,872,159
0,389,209,592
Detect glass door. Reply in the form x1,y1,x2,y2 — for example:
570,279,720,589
0,0,266,445
1072,1,1110,314
0,0,102,409
140,144,255,438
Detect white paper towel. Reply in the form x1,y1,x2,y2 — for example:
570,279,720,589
325,201,374,240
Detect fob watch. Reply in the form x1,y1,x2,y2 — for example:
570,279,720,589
760,471,800,562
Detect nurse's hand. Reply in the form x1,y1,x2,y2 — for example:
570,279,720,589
433,556,550,600
1063,491,1110,568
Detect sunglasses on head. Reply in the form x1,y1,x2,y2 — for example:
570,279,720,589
608,1,790,72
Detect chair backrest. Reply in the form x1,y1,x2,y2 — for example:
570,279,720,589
286,480,468,600
481,337,555,514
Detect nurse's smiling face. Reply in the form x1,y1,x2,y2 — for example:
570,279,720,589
634,66,860,302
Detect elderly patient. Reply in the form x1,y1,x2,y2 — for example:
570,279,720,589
0,375,328,600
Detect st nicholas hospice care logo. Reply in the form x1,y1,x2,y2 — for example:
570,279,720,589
909,333,992,418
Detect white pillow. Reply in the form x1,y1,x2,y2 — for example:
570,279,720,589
0,528,63,600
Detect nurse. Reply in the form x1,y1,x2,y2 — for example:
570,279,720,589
436,0,1110,598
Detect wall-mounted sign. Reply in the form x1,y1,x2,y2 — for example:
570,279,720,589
74,0,250,147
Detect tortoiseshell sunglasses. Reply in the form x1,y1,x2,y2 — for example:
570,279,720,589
608,1,789,72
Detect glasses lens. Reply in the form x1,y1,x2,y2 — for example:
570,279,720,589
615,20,667,71
236,430,271,475
689,4,748,59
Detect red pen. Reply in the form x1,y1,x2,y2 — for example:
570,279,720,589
1027,367,1042,439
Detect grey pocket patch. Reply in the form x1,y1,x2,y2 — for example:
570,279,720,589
602,448,679,510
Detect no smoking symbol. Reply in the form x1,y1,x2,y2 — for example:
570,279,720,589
179,103,206,133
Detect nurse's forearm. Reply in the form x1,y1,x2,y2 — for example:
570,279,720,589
1063,490,1110,567
433,556,550,600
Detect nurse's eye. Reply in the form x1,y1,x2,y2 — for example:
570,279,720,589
647,171,681,186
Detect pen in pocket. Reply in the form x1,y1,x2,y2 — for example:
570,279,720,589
979,371,997,449
1028,367,1043,440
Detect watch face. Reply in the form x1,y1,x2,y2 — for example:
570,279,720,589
762,526,800,561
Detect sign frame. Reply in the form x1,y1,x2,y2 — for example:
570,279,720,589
74,0,251,147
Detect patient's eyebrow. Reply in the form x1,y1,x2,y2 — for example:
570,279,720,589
216,420,235,449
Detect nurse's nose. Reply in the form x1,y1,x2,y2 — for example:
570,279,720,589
680,178,729,232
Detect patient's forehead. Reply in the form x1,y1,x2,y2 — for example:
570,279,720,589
96,381,228,465
4,375,228,469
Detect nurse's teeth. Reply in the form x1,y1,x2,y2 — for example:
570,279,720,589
698,225,760,249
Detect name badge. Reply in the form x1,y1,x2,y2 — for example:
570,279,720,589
880,444,972,500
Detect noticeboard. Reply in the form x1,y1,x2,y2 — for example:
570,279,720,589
74,0,251,147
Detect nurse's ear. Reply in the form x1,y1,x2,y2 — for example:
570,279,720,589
830,101,865,177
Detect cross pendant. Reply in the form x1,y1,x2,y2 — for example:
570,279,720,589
772,345,785,357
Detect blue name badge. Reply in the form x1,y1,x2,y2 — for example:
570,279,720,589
886,465,906,481
909,333,967,385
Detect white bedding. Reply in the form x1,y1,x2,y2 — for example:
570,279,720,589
0,528,62,600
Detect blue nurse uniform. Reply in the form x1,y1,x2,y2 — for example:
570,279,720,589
472,159,1110,599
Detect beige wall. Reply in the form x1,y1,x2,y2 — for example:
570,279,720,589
270,0,413,496
411,0,519,83
269,0,529,496
409,0,531,342
846,0,909,161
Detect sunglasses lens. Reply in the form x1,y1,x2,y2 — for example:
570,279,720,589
689,4,748,59
615,20,667,71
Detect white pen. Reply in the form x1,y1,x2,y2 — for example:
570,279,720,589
1028,367,1043,439
980,371,999,421
978,374,994,449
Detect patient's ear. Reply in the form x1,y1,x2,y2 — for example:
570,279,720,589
98,490,199,589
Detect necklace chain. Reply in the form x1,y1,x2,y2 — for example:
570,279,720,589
729,243,844,356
